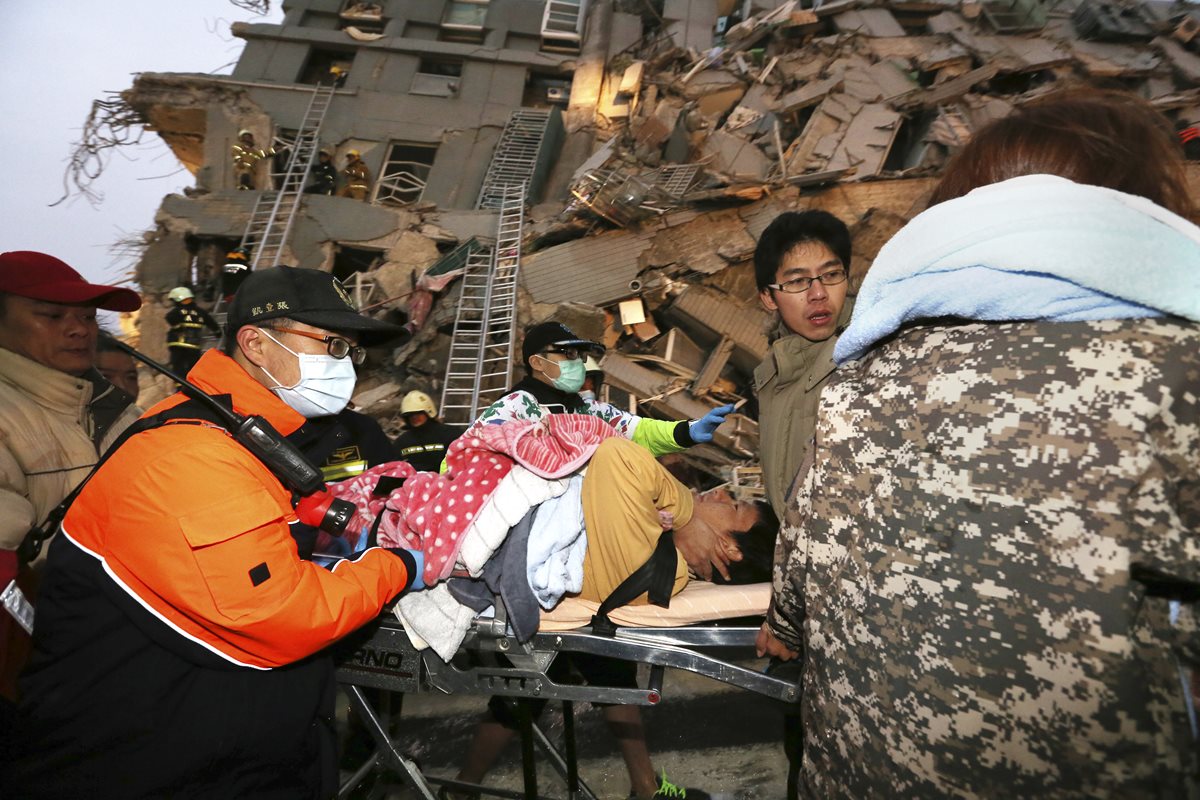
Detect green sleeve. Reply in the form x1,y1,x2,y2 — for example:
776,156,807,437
631,418,686,457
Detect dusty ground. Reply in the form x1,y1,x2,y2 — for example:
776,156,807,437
339,660,792,800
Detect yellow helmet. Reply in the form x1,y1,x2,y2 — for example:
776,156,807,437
400,390,436,417
329,65,346,75
168,286,194,303
347,149,362,158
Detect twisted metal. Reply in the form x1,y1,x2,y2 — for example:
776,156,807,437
52,93,148,207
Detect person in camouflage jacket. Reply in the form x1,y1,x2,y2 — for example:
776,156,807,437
764,90,1200,798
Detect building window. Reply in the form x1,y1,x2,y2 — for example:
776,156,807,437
374,142,439,206
298,48,355,86
411,58,463,97
541,0,588,53
524,70,572,108
340,1,386,33
441,0,489,42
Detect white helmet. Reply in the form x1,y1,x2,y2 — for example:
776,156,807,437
168,286,194,303
400,390,437,417
238,129,252,138
584,356,602,373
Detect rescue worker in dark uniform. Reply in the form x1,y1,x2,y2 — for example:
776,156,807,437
391,390,463,473
305,149,338,195
164,286,221,378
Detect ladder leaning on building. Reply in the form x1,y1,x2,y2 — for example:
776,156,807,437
441,182,527,425
240,82,337,270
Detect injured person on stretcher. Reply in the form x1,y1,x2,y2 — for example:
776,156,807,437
323,416,777,661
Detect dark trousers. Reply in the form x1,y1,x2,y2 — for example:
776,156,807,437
168,348,203,380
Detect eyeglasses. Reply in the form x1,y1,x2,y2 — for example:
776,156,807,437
267,327,366,365
541,346,583,361
766,268,848,294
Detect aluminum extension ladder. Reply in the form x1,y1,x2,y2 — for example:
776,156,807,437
441,183,527,424
240,83,336,269
475,110,551,210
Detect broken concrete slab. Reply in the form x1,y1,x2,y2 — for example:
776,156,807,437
665,284,770,374
894,63,1001,109
834,7,906,37
522,229,651,306
842,60,921,103
372,231,442,298
778,76,844,113
824,103,902,178
664,0,721,52
866,35,973,72
1155,36,1200,85
703,128,776,179
645,210,756,274
1071,40,1162,77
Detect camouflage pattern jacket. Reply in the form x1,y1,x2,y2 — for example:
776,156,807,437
768,317,1200,798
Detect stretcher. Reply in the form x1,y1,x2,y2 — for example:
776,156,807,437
334,581,799,800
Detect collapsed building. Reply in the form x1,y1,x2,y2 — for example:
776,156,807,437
119,0,1200,485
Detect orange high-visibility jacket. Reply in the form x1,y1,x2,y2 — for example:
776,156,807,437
57,349,414,668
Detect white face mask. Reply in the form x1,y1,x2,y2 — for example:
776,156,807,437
578,389,596,403
259,329,356,418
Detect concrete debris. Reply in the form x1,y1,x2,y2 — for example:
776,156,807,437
123,0,1200,482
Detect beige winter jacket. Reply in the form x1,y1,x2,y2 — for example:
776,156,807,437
0,348,139,558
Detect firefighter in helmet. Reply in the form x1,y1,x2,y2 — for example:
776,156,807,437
391,390,464,473
338,149,371,201
164,286,221,378
231,129,275,190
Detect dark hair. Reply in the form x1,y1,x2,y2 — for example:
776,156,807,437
754,210,852,290
711,500,779,586
929,88,1194,218
0,291,7,321
95,337,130,356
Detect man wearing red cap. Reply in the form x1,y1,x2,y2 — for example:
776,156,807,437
0,250,143,703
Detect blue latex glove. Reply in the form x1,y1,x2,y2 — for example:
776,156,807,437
400,548,425,591
689,404,735,443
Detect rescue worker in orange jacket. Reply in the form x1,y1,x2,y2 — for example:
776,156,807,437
4,266,419,799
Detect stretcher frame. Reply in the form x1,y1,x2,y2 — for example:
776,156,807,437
335,610,799,800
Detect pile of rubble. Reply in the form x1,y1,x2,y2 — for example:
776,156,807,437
125,0,1200,486
345,0,1199,485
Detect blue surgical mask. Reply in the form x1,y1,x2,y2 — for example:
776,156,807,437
578,389,596,403
260,329,357,418
538,355,585,394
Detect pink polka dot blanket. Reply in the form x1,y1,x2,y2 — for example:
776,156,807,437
326,413,617,586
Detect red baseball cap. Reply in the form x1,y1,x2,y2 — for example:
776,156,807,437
0,251,142,312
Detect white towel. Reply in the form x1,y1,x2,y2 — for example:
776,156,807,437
526,474,587,609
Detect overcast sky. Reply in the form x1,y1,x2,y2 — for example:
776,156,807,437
0,2,285,286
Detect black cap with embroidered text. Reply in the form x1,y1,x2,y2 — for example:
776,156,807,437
521,321,604,368
226,266,402,345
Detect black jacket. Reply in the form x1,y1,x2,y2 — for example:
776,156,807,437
165,303,221,349
393,419,464,473
4,535,338,799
